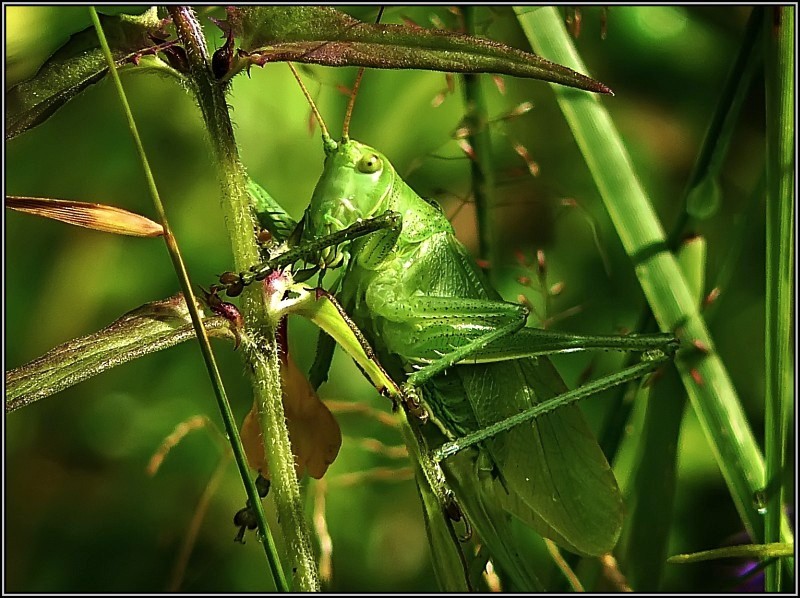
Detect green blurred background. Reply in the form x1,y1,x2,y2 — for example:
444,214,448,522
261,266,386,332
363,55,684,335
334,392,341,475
5,5,785,592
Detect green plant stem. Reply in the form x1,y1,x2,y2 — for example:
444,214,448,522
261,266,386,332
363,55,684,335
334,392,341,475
623,237,703,591
668,542,794,564
599,6,765,463
462,6,494,273
517,6,794,556
168,6,317,592
668,7,765,248
605,12,766,588
763,6,795,591
88,8,291,591
703,170,766,324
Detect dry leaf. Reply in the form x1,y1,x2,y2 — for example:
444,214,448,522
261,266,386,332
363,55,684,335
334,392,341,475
7,196,163,237
241,353,342,479
6,195,164,237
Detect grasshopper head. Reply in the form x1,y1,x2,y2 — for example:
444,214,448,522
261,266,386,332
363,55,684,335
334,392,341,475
301,138,395,269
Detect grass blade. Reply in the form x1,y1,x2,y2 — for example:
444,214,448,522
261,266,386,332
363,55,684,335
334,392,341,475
763,6,795,591
597,7,764,465
622,236,704,590
462,6,495,273
668,8,765,247
668,542,793,564
515,6,794,558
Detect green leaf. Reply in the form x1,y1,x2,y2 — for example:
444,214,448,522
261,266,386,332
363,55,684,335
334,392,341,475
763,6,795,590
5,294,237,412
6,7,179,140
219,6,611,94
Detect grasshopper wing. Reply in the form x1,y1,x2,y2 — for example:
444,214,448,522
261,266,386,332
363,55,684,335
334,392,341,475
431,356,623,557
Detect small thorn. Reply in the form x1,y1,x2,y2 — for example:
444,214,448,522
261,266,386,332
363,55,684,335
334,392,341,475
536,249,547,276
509,101,534,117
512,142,539,176
549,281,565,296
457,139,476,161
453,125,472,139
514,249,528,267
492,75,506,95
691,339,710,354
690,368,705,386
561,197,578,208
703,287,721,308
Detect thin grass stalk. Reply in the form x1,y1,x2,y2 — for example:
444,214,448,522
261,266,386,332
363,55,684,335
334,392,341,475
516,6,794,555
462,6,494,273
599,6,764,464
704,170,766,324
763,5,795,591
623,237,704,590
668,7,765,248
89,8,289,592
168,6,318,591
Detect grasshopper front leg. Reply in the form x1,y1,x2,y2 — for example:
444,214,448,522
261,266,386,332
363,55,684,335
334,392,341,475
214,211,402,297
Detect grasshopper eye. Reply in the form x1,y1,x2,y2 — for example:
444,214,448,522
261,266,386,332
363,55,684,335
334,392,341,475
356,153,382,174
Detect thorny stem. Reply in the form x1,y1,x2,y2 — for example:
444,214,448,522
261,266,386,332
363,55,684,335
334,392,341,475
90,6,289,591
169,7,318,591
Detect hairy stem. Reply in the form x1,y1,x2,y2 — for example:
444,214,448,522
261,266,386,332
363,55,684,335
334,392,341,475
169,6,318,591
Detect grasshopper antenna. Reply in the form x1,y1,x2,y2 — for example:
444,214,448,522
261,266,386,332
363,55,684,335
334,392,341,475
341,67,364,142
342,8,383,141
287,62,336,153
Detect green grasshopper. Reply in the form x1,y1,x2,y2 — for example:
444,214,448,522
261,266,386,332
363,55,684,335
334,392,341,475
217,66,678,586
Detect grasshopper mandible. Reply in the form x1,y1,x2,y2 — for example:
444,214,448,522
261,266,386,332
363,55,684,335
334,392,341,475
216,64,678,579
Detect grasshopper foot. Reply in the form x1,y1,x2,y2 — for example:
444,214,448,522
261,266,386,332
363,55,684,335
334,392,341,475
401,384,429,424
